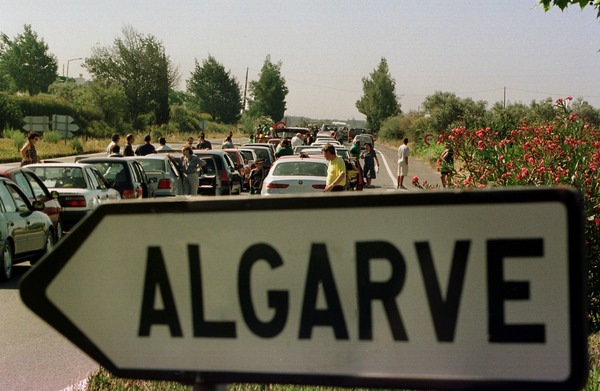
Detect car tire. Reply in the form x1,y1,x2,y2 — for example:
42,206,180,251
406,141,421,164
30,231,53,266
0,241,13,281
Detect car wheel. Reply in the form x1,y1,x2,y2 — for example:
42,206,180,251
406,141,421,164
30,231,53,266
0,241,13,281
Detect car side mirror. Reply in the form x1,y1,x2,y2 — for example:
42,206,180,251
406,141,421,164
32,200,45,211
51,190,59,199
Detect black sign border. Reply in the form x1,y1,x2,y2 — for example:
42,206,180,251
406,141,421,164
20,187,587,390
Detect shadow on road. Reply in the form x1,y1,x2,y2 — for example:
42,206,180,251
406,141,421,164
0,264,31,290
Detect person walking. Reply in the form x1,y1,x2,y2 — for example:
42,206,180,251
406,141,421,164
249,159,266,195
440,147,454,188
20,131,41,166
361,142,379,188
167,146,205,195
135,134,156,156
397,138,410,189
106,134,120,156
123,134,135,156
322,143,346,192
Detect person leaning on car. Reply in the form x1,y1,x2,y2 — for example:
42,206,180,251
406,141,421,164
167,146,205,195
322,143,346,192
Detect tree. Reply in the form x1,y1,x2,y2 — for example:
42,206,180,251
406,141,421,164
355,58,401,133
421,91,486,133
84,26,179,124
0,25,58,96
247,56,288,122
540,0,600,17
187,55,243,124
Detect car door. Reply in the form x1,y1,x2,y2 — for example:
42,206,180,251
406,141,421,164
166,158,184,195
0,181,29,254
24,171,61,225
6,182,45,252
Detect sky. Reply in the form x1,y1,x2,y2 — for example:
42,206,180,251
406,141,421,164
1,0,600,121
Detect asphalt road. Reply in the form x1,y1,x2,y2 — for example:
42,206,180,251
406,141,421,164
0,138,439,390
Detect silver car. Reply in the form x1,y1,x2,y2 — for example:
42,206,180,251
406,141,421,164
126,155,184,197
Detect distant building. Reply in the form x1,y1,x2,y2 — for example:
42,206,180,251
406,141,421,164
74,74,86,85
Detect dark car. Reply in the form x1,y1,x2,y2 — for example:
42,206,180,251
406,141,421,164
197,155,222,195
79,157,156,199
0,178,53,280
223,149,251,191
0,167,64,242
193,150,242,195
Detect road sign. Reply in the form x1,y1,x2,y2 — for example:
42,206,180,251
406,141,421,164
52,114,79,138
274,121,286,129
23,116,49,132
20,189,587,390
424,133,434,146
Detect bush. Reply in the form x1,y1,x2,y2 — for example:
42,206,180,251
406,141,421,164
12,133,26,151
0,93,23,131
2,128,23,139
69,138,84,154
42,130,61,144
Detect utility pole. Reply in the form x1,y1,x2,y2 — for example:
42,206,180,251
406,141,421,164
242,67,249,112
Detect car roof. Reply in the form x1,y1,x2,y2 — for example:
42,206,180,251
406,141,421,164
276,155,327,162
27,162,95,168
124,155,168,160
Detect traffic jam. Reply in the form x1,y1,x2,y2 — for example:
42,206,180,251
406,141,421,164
0,124,373,281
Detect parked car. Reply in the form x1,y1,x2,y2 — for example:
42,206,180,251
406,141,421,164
193,150,242,195
127,155,184,196
353,134,375,150
223,149,251,191
78,157,156,199
261,155,329,196
272,127,310,140
0,167,64,242
28,163,121,231
197,155,222,195
0,177,54,280
241,144,276,171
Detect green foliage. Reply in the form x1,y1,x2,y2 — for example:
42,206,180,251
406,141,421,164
10,131,25,150
0,25,58,96
42,130,61,144
187,55,243,124
169,90,187,106
69,138,83,154
247,55,289,122
355,57,401,132
379,112,427,142
169,104,201,133
84,25,179,124
0,92,23,130
240,112,274,134
540,0,600,17
422,91,487,134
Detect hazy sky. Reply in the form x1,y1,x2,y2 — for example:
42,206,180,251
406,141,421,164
1,0,599,120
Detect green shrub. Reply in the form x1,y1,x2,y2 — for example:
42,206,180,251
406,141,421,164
42,130,61,144
12,133,26,151
0,93,23,131
2,128,23,139
69,138,84,154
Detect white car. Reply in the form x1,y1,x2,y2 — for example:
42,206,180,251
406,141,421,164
300,147,350,160
28,163,121,231
261,156,329,196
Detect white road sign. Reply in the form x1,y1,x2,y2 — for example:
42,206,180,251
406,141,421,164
23,116,49,132
20,189,587,390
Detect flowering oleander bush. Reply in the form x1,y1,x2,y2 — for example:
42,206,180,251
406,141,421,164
413,97,600,331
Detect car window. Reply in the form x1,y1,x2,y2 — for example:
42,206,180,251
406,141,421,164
86,167,100,189
240,150,254,161
29,166,86,189
13,172,34,200
91,168,108,190
225,151,238,163
6,183,30,212
139,159,166,172
273,161,328,177
167,159,181,177
224,154,236,170
0,182,16,212
25,172,49,200
89,162,127,183
132,162,146,183
199,157,216,175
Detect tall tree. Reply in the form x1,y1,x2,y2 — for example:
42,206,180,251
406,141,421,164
0,25,58,96
187,55,243,124
355,58,401,132
248,56,288,122
540,0,600,17
84,26,179,124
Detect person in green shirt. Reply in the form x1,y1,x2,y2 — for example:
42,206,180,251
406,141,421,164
322,143,346,192
274,139,294,159
349,138,361,159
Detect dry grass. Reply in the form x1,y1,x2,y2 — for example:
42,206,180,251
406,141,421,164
0,137,106,163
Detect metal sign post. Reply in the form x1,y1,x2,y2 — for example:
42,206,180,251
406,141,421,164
20,189,587,390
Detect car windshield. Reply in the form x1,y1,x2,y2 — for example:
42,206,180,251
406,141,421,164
272,161,327,177
199,157,216,175
88,162,129,183
29,166,86,189
249,148,271,162
225,151,238,163
137,159,166,172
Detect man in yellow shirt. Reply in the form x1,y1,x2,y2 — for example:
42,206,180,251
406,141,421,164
322,144,346,192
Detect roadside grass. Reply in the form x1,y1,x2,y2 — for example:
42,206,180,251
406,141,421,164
78,333,600,390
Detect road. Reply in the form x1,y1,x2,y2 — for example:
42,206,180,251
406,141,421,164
0,138,439,390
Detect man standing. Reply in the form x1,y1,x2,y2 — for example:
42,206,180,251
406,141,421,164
322,143,346,192
249,159,266,195
106,134,120,156
397,138,410,189
291,133,303,148
156,137,172,151
197,133,212,150
123,134,135,156
135,134,156,156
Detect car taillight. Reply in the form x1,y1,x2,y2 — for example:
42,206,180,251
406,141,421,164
62,195,86,207
220,170,228,183
312,184,326,189
158,179,172,189
122,189,136,199
267,183,289,189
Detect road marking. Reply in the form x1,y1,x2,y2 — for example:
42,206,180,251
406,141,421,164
375,149,396,186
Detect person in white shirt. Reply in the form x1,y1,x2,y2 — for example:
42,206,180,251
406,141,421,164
291,133,304,149
397,138,410,189
106,134,120,156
